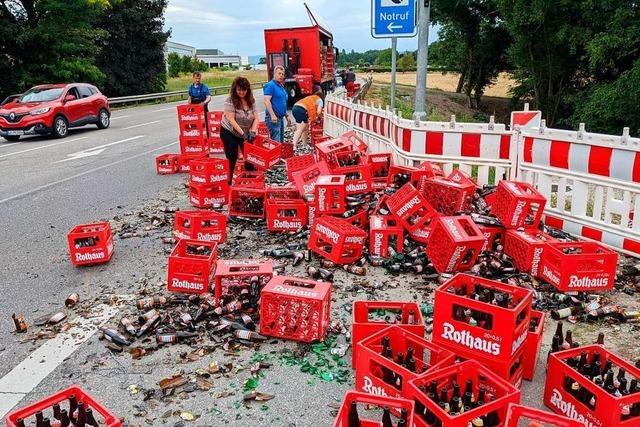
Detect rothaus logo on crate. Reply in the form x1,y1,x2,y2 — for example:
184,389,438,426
361,376,388,397
197,232,223,242
180,114,200,121
531,247,543,275
317,187,327,209
219,259,256,266
443,218,463,240
315,223,340,244
210,173,228,183
411,227,431,240
549,389,601,427
273,219,303,229
569,275,609,289
373,232,384,256
441,322,501,356
369,155,389,163
190,195,224,206
171,278,205,292
481,232,492,252
246,154,265,168
303,182,316,195
345,236,365,245
272,285,318,298
396,196,421,217
511,200,527,226
182,129,203,138
75,251,106,262
346,182,369,193
445,246,467,272
184,145,204,153
505,182,524,196
174,230,190,240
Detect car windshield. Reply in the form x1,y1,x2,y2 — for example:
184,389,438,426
19,87,64,103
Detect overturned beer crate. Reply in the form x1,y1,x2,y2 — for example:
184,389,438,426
315,175,347,214
386,183,437,233
355,325,454,399
265,199,307,232
243,135,282,170
285,154,316,181
422,176,476,216
368,152,393,191
369,215,404,258
504,229,558,277
173,211,227,243
189,182,229,209
308,216,367,265
259,276,332,343
155,153,179,175
426,215,484,273
213,259,273,305
491,181,546,229
167,239,217,295
292,160,330,197
332,391,415,427
67,222,114,267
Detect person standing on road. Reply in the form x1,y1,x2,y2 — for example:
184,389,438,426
291,86,324,150
220,77,258,182
263,65,291,143
187,71,211,110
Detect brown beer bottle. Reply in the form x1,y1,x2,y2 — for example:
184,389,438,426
347,401,360,427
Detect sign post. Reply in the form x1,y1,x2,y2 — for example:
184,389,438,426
371,0,418,112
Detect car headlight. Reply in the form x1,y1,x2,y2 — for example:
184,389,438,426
30,107,51,115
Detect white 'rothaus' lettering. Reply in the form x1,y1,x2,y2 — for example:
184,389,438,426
441,322,501,356
273,285,318,298
373,232,383,256
397,196,421,217
75,252,105,262
182,130,201,137
346,182,368,193
511,329,528,354
345,236,364,244
446,246,466,272
171,278,204,291
273,219,302,229
180,114,199,121
197,232,222,242
315,223,340,244
362,376,388,396
185,146,203,153
246,154,265,167
531,247,543,276
511,200,526,226
317,187,327,209
542,266,561,285
549,389,600,427
443,218,463,240
569,276,609,289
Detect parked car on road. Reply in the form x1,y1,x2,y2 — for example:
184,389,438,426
0,83,110,141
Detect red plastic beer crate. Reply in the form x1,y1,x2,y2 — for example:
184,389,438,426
189,182,229,208
229,186,266,218
315,135,355,163
343,166,373,195
266,199,307,232
316,175,347,214
155,153,179,175
351,301,425,366
177,104,205,125
167,239,217,294
173,211,227,243
504,404,582,427
426,216,485,273
355,325,455,399
285,154,316,181
369,215,404,258
292,160,330,196
308,216,367,265
189,157,229,185
416,160,444,178
344,209,369,230
345,131,368,153
67,222,114,267
476,223,505,253
408,360,521,427
422,176,476,215
432,274,532,367
179,121,207,140
177,153,202,173
307,200,317,227
208,136,224,154
368,152,392,178
544,345,640,427
523,309,545,381
257,121,270,137
504,229,558,277
179,138,208,155
387,165,418,189
332,391,414,427
243,135,282,170
266,184,300,200
491,181,546,229
280,142,294,160
259,276,332,343
313,135,332,147
386,183,437,233
539,241,617,292
234,170,265,188
213,259,273,304
5,385,122,427
409,225,432,245
206,111,223,137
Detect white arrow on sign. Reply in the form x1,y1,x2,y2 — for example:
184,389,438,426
387,22,402,32
59,135,144,162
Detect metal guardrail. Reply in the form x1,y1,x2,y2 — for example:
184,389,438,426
107,82,267,105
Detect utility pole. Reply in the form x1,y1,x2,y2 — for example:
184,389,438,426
413,0,431,122
390,37,398,111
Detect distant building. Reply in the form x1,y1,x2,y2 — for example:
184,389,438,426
164,41,196,58
196,49,241,68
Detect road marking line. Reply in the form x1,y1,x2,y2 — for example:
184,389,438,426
0,141,178,205
110,115,130,120
0,304,119,417
0,137,88,159
123,120,160,130
152,106,179,112
57,135,145,163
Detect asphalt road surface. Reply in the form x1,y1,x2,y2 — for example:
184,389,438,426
0,92,560,426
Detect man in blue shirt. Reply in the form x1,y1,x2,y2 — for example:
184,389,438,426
188,71,211,108
263,65,291,142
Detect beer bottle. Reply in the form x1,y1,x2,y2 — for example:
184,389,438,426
137,313,161,337
59,409,71,427
397,419,406,427
101,328,131,347
120,317,138,336
438,387,448,405
562,330,573,350
553,321,563,343
547,335,561,363
53,403,62,420
477,385,486,408
381,407,393,427
595,332,605,346
36,411,44,427
85,408,99,427
234,329,267,342
68,395,78,422
76,401,86,427
551,306,579,320
484,397,500,427
16,419,26,427
347,401,360,427
42,418,51,427
428,380,438,400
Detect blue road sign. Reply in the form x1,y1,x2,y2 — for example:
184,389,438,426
371,0,418,39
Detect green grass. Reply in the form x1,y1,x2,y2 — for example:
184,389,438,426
165,69,268,92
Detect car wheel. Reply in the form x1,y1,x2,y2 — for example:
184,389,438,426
97,109,110,129
52,115,69,138
3,135,20,142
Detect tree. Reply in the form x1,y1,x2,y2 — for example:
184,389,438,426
397,53,416,72
375,49,392,66
167,52,182,78
95,0,170,97
181,55,193,74
0,0,108,98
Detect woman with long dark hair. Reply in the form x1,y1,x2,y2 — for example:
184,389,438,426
220,77,258,182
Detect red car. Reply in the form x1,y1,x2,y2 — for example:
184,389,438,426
0,83,110,141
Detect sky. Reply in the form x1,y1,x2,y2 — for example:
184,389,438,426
164,0,439,56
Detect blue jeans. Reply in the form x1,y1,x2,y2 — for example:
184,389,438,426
265,113,285,143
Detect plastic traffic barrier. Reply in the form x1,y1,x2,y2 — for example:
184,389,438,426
308,216,367,265
265,199,307,232
504,229,558,277
523,309,545,381
189,158,229,185
539,241,617,292
504,403,582,427
229,186,266,218
332,390,414,427
189,183,229,208
491,181,546,229
285,154,316,181
213,259,273,305
173,211,227,243
544,345,640,427
369,215,404,258
155,153,179,175
67,222,114,267
315,175,347,214
243,135,282,170
422,176,476,215
292,160,331,197
408,360,521,427
5,385,122,427
386,183,437,233
355,325,454,400
260,276,332,343
167,239,217,294
351,301,424,366
426,216,484,273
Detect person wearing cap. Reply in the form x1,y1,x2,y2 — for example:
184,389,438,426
291,86,324,150
263,65,290,143
187,71,211,108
